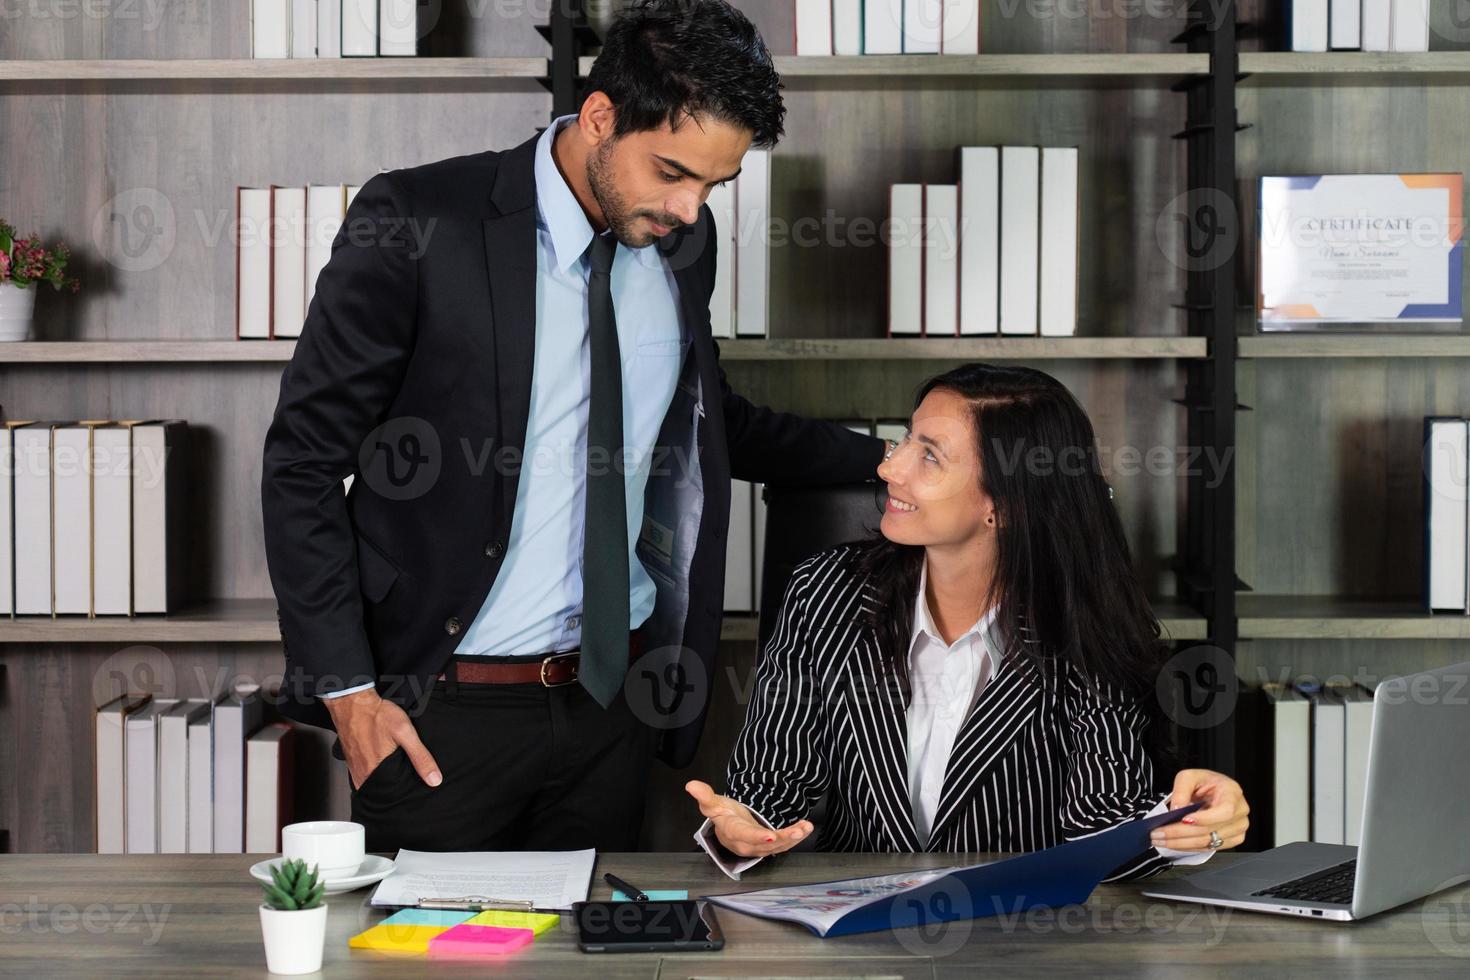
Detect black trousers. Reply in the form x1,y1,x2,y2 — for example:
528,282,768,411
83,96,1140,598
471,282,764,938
347,656,656,853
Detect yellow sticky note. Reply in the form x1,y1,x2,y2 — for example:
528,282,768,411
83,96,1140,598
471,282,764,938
465,910,560,936
348,922,451,953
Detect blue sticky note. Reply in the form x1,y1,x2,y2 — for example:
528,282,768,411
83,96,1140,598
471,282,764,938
380,908,476,928
612,889,689,902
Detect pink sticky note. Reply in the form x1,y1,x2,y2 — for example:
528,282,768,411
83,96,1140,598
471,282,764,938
427,923,535,959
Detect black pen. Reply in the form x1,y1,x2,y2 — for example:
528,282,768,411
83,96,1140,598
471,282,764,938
603,872,649,902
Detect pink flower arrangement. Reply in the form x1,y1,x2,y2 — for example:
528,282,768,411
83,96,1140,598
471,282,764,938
0,220,80,293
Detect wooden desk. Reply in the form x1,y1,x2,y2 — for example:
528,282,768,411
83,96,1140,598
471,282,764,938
1,852,1467,976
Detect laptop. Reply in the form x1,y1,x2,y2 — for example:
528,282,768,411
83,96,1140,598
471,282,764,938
1143,660,1470,921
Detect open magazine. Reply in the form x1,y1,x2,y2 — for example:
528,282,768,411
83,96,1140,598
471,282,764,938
703,803,1202,938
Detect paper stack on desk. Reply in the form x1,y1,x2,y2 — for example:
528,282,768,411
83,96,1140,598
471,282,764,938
368,848,595,911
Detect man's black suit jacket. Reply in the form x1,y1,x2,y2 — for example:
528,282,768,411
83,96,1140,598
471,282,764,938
260,128,884,767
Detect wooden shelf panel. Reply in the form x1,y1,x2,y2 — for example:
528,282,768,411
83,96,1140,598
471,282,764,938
580,53,1208,83
0,600,766,643
0,337,1207,364
717,337,1207,360
1239,334,1470,358
1238,596,1470,640
1240,52,1470,82
0,601,1204,643
0,58,548,82
0,341,298,363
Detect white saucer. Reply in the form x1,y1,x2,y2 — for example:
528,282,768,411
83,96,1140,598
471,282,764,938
251,854,396,895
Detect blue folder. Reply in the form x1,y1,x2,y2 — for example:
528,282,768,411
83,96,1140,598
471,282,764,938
706,802,1204,937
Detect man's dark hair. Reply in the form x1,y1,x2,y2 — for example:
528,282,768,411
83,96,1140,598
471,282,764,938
582,0,785,148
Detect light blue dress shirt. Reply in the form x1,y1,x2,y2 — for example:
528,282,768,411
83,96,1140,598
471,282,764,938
324,114,687,697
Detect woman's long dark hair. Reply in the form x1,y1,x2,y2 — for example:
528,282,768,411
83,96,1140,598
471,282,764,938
857,363,1175,765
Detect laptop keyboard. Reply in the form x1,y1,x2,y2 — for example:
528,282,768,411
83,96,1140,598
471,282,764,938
1251,858,1357,905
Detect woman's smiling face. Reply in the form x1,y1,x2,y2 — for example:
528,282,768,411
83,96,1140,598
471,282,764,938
875,388,996,549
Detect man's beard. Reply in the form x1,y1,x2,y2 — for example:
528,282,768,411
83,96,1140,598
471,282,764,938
587,139,680,248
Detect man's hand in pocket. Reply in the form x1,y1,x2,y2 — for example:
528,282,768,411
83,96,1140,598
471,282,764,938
324,689,442,791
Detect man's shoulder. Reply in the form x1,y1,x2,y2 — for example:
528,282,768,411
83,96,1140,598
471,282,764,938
373,148,504,213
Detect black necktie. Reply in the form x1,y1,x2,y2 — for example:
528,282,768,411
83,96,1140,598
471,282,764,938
580,231,627,708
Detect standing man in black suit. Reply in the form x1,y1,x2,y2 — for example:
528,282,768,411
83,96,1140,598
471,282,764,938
260,0,888,852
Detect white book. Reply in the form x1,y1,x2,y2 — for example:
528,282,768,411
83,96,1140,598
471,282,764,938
305,184,348,313
1390,0,1430,51
734,149,771,338
13,423,59,615
707,181,736,339
864,0,904,54
237,187,272,339
795,0,833,55
1039,147,1080,337
924,184,959,338
51,424,92,616
1265,683,1311,847
246,723,295,854
889,184,925,336
753,483,768,613
342,0,378,57
161,699,211,853
291,0,317,57
904,0,942,53
92,424,133,616
317,0,342,57
187,706,216,853
213,684,265,853
96,694,149,854
1361,0,1392,50
379,0,418,56
1307,684,1346,845
959,147,1000,335
724,480,754,612
999,146,1041,336
126,699,178,853
1329,0,1360,48
833,0,863,54
133,421,187,614
0,424,16,615
1426,419,1468,612
1292,0,1329,51
1343,685,1375,847
272,186,308,339
252,0,292,58
941,0,981,54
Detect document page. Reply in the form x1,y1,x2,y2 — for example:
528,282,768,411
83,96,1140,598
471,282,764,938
369,848,596,910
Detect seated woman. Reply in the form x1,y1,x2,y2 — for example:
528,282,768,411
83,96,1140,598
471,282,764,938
687,363,1248,879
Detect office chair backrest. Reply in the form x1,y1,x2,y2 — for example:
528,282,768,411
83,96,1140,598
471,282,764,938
757,482,888,654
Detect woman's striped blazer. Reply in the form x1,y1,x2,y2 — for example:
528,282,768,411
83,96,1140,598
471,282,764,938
724,543,1174,881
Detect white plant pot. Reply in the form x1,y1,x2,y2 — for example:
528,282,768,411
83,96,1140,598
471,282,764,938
259,902,328,975
0,284,37,342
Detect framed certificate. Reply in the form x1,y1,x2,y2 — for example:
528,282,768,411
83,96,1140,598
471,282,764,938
1257,174,1465,330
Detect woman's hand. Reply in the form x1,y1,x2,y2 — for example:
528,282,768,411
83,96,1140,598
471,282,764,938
1151,769,1250,852
685,780,814,858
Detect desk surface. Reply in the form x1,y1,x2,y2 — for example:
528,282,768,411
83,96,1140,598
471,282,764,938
1,852,1467,977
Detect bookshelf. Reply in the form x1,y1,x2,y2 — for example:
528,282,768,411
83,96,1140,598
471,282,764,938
8,0,1460,857
0,336,1208,363
0,58,548,82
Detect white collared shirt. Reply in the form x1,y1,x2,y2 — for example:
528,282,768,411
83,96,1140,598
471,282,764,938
905,560,1000,846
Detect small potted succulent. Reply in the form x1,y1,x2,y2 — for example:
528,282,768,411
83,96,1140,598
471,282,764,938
0,220,81,342
259,858,328,975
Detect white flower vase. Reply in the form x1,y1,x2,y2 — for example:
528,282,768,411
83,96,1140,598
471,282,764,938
259,902,328,975
0,283,37,342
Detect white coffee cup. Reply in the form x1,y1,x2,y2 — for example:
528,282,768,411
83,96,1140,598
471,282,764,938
281,821,365,880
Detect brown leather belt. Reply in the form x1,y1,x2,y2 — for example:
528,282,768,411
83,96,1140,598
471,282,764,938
436,630,645,688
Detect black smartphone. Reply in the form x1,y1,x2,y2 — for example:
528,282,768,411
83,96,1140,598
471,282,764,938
574,900,725,953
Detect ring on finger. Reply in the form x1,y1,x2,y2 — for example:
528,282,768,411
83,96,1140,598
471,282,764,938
1207,830,1224,849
